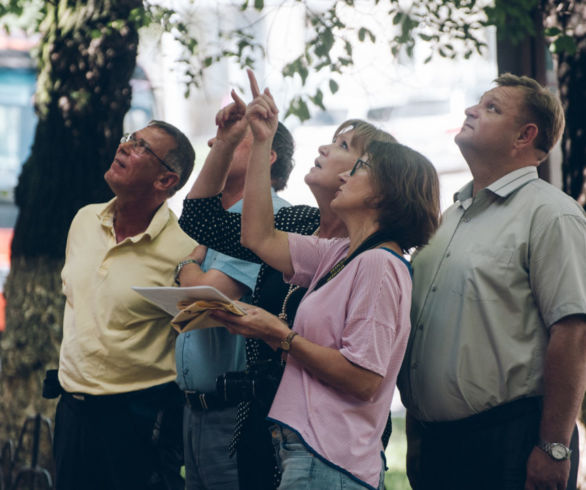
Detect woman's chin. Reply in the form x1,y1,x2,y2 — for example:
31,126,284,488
330,194,342,209
304,170,319,186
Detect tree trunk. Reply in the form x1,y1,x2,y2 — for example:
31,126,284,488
0,0,142,464
546,2,586,486
498,2,586,486
554,5,586,209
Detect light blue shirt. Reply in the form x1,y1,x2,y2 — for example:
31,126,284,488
176,190,290,392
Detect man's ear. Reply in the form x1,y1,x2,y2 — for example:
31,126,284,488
154,172,180,193
268,149,277,167
515,123,539,151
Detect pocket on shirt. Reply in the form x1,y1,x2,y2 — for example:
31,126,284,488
450,246,515,302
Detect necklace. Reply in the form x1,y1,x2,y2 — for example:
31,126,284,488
277,226,320,324
278,285,301,323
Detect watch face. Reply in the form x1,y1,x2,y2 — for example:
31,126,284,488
551,444,568,460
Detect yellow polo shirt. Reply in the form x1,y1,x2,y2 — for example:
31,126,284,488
59,198,196,395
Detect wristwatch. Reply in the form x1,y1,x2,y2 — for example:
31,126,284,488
537,440,572,461
174,258,202,286
280,331,298,352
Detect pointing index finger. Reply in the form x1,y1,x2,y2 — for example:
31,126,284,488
247,69,261,98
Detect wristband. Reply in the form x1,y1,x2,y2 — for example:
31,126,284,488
174,259,202,286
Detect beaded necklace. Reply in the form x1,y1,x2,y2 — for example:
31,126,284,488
277,226,320,324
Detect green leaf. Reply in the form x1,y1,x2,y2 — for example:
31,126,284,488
329,79,339,94
551,35,577,55
314,28,334,57
544,27,561,37
285,97,311,122
358,27,376,43
254,0,264,11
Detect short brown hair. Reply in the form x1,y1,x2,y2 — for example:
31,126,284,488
495,73,565,157
148,120,195,195
366,141,440,253
333,119,397,154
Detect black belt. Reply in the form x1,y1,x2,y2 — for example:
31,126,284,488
60,382,181,405
184,390,238,411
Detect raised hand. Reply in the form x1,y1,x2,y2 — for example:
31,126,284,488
245,69,279,143
214,89,248,146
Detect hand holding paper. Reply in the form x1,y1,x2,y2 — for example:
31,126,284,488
171,299,245,333
132,285,246,333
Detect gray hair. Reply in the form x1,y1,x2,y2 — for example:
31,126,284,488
147,120,195,195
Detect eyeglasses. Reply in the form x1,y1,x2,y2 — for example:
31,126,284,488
349,158,371,176
120,133,176,173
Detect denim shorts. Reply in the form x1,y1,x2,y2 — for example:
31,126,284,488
270,424,385,490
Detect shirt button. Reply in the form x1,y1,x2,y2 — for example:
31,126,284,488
462,217,470,223
183,368,189,374
412,363,418,369
445,251,451,258
418,324,423,330
431,286,437,292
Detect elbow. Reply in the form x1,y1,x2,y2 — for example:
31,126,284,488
240,233,256,252
240,227,263,254
352,378,383,402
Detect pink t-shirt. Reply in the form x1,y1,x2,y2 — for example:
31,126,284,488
268,234,412,489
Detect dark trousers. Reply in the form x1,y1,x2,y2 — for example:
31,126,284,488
236,400,280,490
53,382,184,490
407,397,579,490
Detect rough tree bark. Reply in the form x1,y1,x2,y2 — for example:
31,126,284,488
551,2,586,208
544,2,586,487
0,0,142,462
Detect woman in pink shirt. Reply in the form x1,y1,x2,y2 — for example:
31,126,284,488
212,74,440,489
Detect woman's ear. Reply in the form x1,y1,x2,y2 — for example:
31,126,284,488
269,149,277,166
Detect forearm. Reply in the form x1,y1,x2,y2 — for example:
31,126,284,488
288,336,383,401
178,263,248,300
187,140,237,199
212,304,382,400
539,314,586,444
524,315,586,489
241,139,277,248
179,197,261,263
241,139,292,274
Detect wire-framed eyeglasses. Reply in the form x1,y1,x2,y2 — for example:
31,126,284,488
349,158,371,176
120,133,176,173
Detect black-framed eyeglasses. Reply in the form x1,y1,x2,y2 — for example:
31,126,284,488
349,158,370,176
120,133,176,173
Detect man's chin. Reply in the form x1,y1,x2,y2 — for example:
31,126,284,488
104,169,119,191
454,131,468,147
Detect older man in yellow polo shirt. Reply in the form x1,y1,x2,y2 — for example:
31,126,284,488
53,121,196,490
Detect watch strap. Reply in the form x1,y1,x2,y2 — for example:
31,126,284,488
537,440,572,461
174,258,202,285
280,331,298,352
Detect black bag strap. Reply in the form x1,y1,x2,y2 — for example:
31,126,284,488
311,229,396,293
